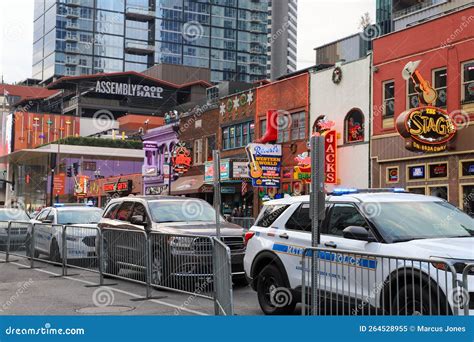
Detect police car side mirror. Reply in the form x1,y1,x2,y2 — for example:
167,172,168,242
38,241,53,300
343,226,376,242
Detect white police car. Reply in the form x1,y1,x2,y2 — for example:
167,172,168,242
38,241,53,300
28,204,103,261
244,189,474,315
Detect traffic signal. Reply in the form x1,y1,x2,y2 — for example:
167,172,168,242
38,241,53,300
66,166,72,177
72,162,79,176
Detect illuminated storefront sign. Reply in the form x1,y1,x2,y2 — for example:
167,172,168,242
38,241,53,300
103,180,132,193
172,143,192,175
324,130,337,184
246,144,282,188
396,106,456,153
95,81,164,99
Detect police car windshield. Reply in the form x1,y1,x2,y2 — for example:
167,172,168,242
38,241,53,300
57,209,103,225
367,201,474,243
148,200,224,224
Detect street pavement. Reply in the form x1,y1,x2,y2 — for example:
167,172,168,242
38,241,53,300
0,253,264,316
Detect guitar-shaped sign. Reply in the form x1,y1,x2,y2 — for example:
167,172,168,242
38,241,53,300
246,145,263,179
402,60,438,106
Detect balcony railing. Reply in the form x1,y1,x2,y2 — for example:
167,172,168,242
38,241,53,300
393,0,444,19
66,8,79,18
65,57,78,65
125,6,156,21
65,33,78,41
65,45,80,53
125,41,155,54
65,0,80,6
65,21,79,30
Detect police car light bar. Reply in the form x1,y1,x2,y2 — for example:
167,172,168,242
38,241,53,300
330,188,407,196
53,203,94,207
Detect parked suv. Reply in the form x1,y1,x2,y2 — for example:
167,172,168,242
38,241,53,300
244,189,474,315
97,196,246,286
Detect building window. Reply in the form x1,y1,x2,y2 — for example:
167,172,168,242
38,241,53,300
193,139,203,165
407,187,426,195
460,160,474,178
461,185,474,217
428,185,449,201
277,111,306,143
83,161,96,171
383,80,395,117
407,164,426,181
462,60,474,104
205,135,215,162
428,163,448,180
433,67,447,108
407,80,419,109
344,109,364,143
222,121,254,150
386,166,399,183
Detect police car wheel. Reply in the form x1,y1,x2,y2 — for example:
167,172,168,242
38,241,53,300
49,239,61,263
392,284,440,315
257,264,295,315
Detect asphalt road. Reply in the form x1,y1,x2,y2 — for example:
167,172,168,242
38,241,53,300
0,252,265,316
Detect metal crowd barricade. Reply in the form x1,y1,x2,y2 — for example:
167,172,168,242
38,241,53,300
62,225,101,276
302,247,460,316
0,220,32,263
213,238,234,315
0,222,235,316
462,264,474,316
229,217,255,230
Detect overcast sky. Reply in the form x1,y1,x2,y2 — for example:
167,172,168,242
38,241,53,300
0,0,375,83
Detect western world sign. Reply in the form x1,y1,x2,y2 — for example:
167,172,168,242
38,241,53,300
396,106,456,153
95,81,164,99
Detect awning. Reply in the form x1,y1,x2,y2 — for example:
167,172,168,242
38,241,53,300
171,175,212,195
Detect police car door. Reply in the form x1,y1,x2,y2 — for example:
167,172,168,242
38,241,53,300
276,202,312,289
34,209,51,253
320,203,376,310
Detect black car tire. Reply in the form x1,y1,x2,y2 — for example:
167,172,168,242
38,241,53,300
256,264,296,315
49,239,62,264
391,284,443,315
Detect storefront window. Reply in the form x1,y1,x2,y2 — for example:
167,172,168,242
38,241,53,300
462,185,474,217
429,186,448,201
460,160,474,178
428,163,448,179
344,109,364,143
407,187,426,195
462,60,474,104
383,80,395,117
433,67,447,108
407,164,426,181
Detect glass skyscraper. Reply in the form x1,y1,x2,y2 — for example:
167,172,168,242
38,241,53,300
33,0,271,84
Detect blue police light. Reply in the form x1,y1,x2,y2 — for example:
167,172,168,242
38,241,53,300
53,203,65,207
392,188,406,193
331,188,359,196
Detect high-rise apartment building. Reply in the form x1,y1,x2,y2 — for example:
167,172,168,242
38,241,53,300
267,0,298,80
376,0,472,35
33,0,279,84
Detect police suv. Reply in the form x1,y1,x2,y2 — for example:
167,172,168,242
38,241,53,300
243,189,474,315
28,204,103,261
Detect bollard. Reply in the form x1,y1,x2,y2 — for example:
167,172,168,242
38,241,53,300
61,225,67,276
5,221,11,263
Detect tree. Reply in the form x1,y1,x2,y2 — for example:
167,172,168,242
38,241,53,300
359,12,372,30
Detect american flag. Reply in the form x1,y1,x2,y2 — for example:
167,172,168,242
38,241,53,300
241,181,249,196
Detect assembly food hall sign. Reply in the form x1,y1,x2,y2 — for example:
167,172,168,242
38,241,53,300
396,106,456,153
95,81,164,99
